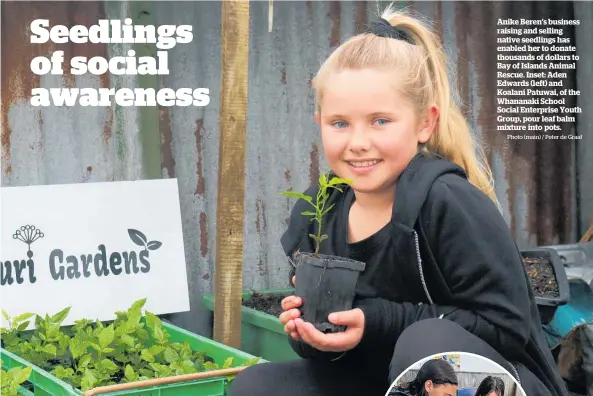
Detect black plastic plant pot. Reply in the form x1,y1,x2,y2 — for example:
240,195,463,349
293,252,366,333
520,247,570,324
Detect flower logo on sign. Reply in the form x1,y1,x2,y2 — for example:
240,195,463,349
13,225,44,258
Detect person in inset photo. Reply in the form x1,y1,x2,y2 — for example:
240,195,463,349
388,359,458,396
475,376,505,396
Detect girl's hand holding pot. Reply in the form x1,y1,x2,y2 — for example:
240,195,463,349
280,275,365,351
293,309,365,352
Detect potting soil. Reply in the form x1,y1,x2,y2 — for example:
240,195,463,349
523,256,560,298
243,293,287,316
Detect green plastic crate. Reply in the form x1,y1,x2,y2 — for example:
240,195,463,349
18,386,35,396
1,321,260,396
202,289,300,362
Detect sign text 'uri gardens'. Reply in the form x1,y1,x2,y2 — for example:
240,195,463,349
1,179,190,327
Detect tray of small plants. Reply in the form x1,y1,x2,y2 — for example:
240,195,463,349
1,298,260,396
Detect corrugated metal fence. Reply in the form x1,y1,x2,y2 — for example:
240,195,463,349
2,1,592,336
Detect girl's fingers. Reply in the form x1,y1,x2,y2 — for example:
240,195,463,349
281,296,302,310
285,320,302,341
279,308,301,325
290,331,301,341
285,319,295,332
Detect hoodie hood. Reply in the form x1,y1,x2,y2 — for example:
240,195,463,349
392,151,467,229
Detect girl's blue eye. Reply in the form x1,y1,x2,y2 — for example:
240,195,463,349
374,119,389,126
332,120,348,129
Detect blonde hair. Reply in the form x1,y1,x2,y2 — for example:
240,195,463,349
312,5,499,206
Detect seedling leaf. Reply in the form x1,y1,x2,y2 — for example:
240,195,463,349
280,191,313,204
131,298,147,311
99,325,115,349
141,349,155,363
164,347,179,363
14,313,34,322
120,334,135,347
100,359,118,372
16,321,30,332
222,357,234,369
43,344,57,356
128,229,148,246
321,203,336,216
125,365,136,382
8,365,33,385
329,177,353,186
149,345,165,356
51,307,71,324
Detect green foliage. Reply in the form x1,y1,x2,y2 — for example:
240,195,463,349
1,300,259,392
281,171,352,255
1,359,32,396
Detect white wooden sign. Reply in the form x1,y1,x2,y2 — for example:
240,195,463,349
0,179,190,328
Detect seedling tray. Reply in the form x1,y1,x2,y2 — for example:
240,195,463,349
1,321,259,396
521,247,569,324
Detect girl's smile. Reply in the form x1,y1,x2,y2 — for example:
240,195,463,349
345,159,383,175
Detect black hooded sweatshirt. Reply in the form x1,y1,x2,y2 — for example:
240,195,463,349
280,152,568,396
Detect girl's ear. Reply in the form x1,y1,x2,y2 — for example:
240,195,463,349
314,112,321,125
417,104,439,144
424,379,433,393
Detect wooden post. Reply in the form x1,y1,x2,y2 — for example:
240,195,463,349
579,219,593,243
213,0,250,348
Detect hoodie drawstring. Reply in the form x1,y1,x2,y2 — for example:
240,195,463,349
411,230,521,385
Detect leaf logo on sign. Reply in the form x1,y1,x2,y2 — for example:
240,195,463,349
128,229,163,252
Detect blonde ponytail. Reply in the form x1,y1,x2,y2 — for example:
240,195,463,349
380,7,498,206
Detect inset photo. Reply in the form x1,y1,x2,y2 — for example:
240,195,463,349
387,352,526,396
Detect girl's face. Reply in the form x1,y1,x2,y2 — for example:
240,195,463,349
425,380,458,396
315,68,437,194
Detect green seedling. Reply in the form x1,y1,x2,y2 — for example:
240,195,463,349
1,359,32,396
281,171,352,255
1,299,259,392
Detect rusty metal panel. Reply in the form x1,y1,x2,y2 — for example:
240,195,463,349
574,0,593,240
1,1,145,186
2,1,591,336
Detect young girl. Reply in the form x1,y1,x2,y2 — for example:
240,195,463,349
229,6,567,396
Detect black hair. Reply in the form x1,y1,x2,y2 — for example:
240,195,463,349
475,376,505,396
399,359,458,396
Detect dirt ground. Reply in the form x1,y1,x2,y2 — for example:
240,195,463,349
243,292,287,316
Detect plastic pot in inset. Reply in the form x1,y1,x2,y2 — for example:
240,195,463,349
294,252,366,333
